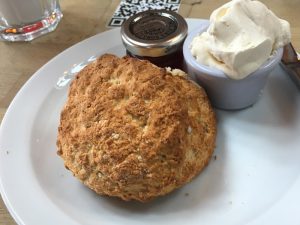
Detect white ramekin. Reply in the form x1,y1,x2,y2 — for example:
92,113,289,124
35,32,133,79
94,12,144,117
183,25,283,110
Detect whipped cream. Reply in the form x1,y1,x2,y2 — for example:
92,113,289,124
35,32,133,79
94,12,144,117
190,0,291,79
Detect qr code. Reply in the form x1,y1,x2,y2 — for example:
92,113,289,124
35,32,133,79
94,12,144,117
108,0,181,27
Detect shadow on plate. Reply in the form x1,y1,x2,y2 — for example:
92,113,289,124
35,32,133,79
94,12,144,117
216,66,299,129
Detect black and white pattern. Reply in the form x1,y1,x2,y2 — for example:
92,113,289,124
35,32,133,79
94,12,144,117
108,0,181,27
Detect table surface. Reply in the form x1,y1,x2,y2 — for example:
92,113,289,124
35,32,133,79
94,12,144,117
0,0,299,224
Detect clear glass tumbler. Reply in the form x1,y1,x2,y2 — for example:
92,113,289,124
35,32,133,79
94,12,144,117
0,0,63,41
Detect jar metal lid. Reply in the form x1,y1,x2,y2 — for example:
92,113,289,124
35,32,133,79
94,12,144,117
121,10,188,57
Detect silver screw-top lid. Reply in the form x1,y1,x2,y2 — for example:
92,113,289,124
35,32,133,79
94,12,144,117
121,10,188,57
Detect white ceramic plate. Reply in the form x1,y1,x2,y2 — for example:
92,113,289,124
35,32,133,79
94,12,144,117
0,19,300,225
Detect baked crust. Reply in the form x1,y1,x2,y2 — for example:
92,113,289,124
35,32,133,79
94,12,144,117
57,54,217,202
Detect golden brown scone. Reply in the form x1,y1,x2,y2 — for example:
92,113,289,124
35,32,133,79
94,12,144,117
57,54,217,202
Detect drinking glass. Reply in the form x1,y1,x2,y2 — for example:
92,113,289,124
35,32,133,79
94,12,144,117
0,0,63,41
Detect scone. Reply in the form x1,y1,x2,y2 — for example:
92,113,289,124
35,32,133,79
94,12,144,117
57,54,217,202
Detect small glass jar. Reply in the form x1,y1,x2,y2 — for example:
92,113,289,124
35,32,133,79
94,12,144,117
121,10,188,70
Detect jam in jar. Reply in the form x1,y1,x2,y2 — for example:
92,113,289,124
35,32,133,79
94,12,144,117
121,10,188,70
